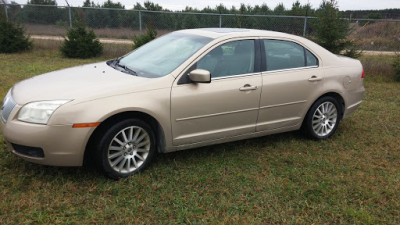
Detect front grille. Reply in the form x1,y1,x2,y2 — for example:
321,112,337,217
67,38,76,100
1,90,17,123
12,143,45,158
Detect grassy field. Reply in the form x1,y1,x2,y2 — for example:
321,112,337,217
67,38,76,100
0,50,399,224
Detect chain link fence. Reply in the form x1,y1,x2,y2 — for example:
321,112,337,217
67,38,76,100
1,3,317,38
1,3,400,51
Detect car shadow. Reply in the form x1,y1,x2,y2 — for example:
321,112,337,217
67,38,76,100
9,130,307,181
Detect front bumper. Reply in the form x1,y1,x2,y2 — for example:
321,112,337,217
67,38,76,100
1,110,94,167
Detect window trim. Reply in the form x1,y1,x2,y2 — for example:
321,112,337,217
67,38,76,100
212,71,262,81
260,65,319,75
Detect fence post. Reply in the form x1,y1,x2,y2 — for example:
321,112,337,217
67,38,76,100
303,16,307,36
139,10,142,35
219,14,222,28
2,1,8,22
68,6,72,28
64,0,72,28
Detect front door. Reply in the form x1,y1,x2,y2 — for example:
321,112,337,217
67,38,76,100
171,39,262,146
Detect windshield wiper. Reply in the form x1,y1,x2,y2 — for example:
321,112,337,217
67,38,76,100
118,63,137,76
113,57,137,76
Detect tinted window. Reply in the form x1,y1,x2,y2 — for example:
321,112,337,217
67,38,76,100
197,40,255,78
263,40,318,71
306,49,318,66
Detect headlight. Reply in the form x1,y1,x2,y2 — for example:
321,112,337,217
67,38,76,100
18,100,70,124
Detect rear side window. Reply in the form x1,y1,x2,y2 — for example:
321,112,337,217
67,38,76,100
263,39,318,71
306,49,318,67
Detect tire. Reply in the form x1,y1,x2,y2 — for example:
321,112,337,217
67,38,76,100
96,118,156,179
303,96,342,140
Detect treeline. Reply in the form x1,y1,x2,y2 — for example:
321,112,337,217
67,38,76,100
343,9,400,20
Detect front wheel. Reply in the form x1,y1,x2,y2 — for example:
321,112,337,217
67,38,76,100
303,96,342,140
96,118,156,179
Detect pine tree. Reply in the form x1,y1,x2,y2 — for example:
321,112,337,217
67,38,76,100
60,25,103,58
314,0,360,57
0,19,32,53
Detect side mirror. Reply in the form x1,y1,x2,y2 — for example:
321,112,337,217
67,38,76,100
188,69,211,83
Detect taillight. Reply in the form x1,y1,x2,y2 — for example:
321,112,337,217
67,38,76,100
361,68,364,78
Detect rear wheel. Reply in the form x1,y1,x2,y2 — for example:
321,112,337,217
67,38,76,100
303,96,342,140
96,118,156,179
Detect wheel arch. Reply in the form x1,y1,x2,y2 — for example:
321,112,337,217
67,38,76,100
318,92,345,116
302,92,345,127
83,111,166,166
300,92,345,139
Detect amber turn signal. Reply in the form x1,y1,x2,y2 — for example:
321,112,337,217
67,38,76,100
72,122,101,128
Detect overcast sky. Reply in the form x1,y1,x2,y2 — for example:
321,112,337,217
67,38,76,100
9,0,400,11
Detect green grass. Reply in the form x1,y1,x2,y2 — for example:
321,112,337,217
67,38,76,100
1,50,400,224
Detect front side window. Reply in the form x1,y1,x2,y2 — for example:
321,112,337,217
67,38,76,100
118,33,212,78
263,39,318,71
197,40,255,78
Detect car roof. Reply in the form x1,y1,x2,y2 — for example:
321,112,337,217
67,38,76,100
176,28,295,39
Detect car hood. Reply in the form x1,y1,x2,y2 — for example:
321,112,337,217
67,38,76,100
12,62,157,105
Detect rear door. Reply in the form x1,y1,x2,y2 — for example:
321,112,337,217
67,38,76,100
256,39,324,131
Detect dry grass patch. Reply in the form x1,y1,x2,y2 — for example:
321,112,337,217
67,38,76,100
350,21,400,51
359,54,395,81
23,24,172,39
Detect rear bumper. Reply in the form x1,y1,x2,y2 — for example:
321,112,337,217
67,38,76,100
343,86,365,119
344,100,362,118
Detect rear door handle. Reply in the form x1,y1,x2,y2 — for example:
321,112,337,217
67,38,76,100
239,84,257,91
308,76,322,82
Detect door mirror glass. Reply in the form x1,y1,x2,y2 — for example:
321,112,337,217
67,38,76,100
188,69,211,83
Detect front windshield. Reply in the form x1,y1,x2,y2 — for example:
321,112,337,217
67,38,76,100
119,32,212,78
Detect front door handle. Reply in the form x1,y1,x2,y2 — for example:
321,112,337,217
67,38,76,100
308,75,322,82
239,84,257,91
